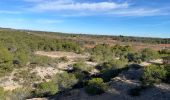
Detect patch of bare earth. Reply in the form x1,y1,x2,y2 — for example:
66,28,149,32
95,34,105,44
0,69,22,91
0,51,96,91
35,51,87,59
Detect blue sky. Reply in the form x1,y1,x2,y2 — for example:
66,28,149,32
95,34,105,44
0,0,170,38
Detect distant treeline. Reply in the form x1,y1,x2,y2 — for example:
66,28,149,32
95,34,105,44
112,35,170,44
27,30,170,44
1,28,169,44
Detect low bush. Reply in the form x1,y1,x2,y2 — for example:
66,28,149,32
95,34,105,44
142,65,167,86
164,64,170,83
72,62,92,72
30,55,56,66
35,81,58,97
85,78,108,95
53,72,78,91
96,60,128,82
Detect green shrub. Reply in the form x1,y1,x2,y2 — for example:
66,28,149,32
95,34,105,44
53,72,78,91
90,44,114,62
72,62,92,72
141,48,160,61
142,65,167,86
74,71,87,82
85,78,108,95
112,44,133,58
126,53,142,63
164,64,170,83
35,81,58,97
96,59,128,82
14,49,29,67
0,44,13,77
97,59,128,72
30,55,55,66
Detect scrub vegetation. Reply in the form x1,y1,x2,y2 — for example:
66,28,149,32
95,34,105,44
0,28,169,100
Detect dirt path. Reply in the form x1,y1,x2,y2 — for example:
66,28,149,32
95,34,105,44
140,59,163,66
35,51,88,59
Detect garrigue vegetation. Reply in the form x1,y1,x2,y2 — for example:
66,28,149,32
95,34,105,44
0,28,169,99
0,29,81,77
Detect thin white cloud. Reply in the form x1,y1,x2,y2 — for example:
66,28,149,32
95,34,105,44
32,1,128,11
108,8,164,17
23,0,170,17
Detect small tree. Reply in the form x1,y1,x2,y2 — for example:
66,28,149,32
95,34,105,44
85,78,108,95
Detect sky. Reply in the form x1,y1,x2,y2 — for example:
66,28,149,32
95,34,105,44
0,0,170,38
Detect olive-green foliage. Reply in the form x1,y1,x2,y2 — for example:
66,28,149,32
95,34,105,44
90,44,134,62
141,48,160,61
90,44,114,62
73,71,87,82
0,30,82,76
0,30,81,53
112,44,133,57
159,49,170,55
0,87,5,99
30,55,57,66
126,48,161,63
112,35,170,44
97,59,128,82
126,53,142,63
0,44,13,76
72,62,92,72
98,59,128,72
165,64,170,83
85,78,108,95
35,81,58,97
14,49,29,67
142,65,167,86
53,72,78,90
